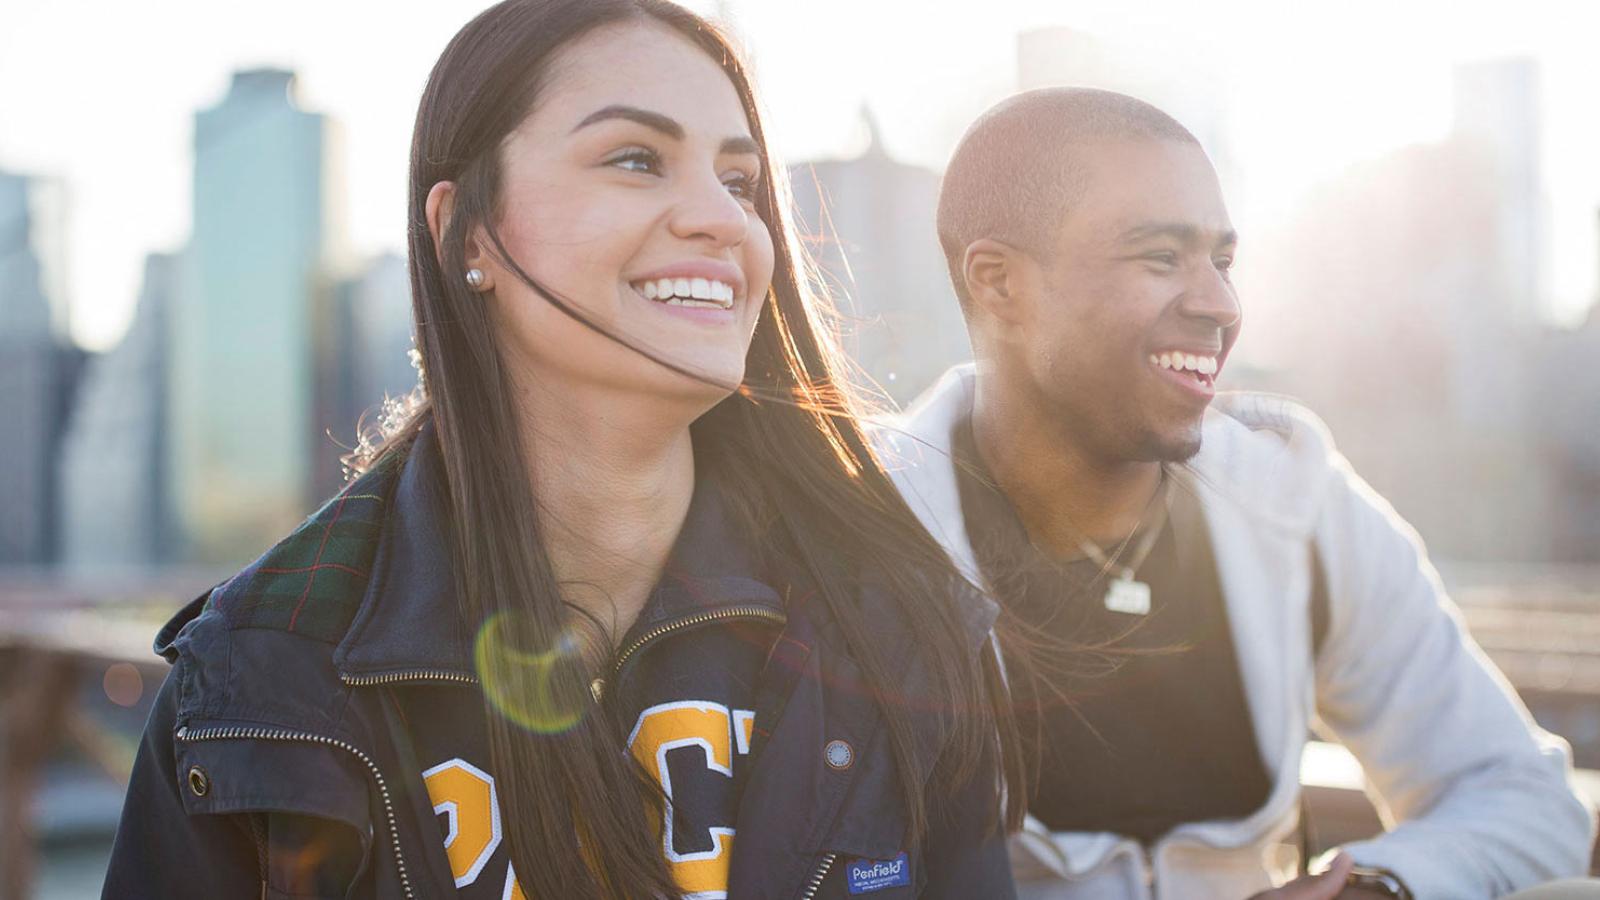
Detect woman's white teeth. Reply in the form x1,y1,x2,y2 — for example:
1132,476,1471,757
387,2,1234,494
1153,352,1218,376
633,277,735,308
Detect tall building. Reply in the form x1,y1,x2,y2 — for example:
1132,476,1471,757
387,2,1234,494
1531,217,1600,562
312,252,416,498
0,169,76,565
788,111,970,405
0,171,62,339
1243,59,1562,561
169,68,341,562
1439,59,1547,427
1453,58,1547,329
59,252,177,568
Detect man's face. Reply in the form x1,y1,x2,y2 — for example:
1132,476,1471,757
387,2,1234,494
1016,138,1241,463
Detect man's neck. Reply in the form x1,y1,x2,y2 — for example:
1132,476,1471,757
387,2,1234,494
512,376,700,645
971,383,1162,557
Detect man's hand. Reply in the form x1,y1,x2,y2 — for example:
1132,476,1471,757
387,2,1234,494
1246,852,1356,900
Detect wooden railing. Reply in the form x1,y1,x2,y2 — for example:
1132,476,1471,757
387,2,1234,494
2,568,1597,897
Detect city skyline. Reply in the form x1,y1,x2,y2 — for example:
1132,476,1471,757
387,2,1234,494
3,0,1599,352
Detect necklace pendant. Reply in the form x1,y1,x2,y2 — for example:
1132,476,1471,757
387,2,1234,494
1104,578,1152,616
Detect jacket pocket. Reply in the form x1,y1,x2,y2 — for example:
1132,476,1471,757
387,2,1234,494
174,723,377,898
254,812,371,899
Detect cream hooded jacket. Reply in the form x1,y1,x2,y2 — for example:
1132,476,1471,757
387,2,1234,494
873,364,1595,899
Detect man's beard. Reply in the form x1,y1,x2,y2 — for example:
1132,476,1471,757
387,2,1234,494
1134,429,1203,464
1076,401,1205,465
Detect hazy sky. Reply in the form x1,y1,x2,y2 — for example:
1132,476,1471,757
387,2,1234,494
3,0,1597,350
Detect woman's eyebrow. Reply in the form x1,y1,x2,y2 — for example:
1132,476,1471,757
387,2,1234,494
721,136,759,156
573,105,683,138
572,104,759,158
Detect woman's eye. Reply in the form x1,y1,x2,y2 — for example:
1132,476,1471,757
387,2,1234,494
723,172,761,202
607,148,661,175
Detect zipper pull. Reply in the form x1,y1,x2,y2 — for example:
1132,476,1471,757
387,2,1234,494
590,677,605,703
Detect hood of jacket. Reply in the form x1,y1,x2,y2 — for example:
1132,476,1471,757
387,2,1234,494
870,363,1341,591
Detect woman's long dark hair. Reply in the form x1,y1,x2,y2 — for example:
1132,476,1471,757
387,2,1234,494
371,1,1022,896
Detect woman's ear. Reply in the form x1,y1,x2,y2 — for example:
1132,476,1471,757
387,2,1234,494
425,180,456,261
426,180,495,292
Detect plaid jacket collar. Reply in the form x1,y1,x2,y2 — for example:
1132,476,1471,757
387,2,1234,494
332,423,784,682
331,424,468,681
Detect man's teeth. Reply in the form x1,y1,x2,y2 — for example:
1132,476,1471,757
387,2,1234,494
1149,352,1218,376
633,277,735,308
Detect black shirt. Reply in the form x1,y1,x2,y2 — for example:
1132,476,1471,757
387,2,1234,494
952,416,1271,844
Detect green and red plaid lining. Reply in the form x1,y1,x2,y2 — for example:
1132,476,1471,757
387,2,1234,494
207,458,400,643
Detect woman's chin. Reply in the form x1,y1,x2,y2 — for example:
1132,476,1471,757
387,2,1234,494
658,356,746,403
581,350,746,411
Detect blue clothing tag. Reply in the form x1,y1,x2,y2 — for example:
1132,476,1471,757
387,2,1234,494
846,852,911,894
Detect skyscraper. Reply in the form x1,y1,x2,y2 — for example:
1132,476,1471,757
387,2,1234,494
0,169,75,565
312,251,415,498
1453,57,1548,329
168,68,340,562
788,111,970,404
1242,58,1560,560
0,171,60,340
59,252,177,568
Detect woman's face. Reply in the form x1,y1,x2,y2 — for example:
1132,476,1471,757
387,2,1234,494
466,20,775,408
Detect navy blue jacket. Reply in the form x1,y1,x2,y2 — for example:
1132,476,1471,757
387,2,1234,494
103,427,1015,899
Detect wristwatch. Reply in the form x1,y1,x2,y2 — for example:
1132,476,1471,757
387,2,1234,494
1345,865,1412,899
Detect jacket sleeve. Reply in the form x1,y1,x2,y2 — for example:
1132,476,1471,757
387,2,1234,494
102,664,262,900
1311,453,1597,897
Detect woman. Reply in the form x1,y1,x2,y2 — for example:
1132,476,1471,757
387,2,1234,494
103,2,1020,897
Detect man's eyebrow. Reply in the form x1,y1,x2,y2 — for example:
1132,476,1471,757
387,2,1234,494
572,105,761,159
1118,221,1237,248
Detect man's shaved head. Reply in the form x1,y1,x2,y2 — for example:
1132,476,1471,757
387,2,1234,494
937,87,1201,309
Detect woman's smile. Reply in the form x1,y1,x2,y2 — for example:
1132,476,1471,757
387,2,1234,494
626,258,748,324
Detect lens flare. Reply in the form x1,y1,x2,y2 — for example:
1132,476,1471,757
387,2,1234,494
103,662,144,707
473,611,589,734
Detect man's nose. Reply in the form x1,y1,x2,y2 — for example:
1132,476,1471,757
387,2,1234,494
1179,263,1241,329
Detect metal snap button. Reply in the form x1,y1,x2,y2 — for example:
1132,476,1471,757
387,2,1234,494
187,765,210,797
824,739,853,770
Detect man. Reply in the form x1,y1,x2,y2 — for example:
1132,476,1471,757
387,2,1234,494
874,87,1596,898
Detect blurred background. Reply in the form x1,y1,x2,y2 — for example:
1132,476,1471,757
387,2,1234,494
1,0,1596,895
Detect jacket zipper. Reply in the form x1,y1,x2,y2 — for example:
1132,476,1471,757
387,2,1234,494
594,604,787,702
799,852,837,899
175,724,417,900
340,668,477,687
338,605,788,699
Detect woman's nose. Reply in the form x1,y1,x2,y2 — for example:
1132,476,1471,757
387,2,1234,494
668,171,748,248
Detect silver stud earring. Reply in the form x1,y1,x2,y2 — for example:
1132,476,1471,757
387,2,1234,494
465,268,485,289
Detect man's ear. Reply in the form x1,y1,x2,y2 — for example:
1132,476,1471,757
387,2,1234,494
425,181,495,291
963,238,1033,326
